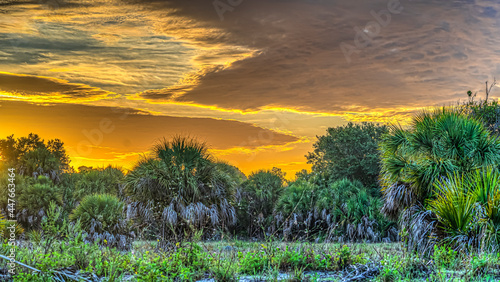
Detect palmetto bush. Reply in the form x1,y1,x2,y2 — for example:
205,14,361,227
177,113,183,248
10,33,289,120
236,168,285,237
380,108,500,255
73,166,125,200
424,168,500,253
70,194,126,235
17,176,62,229
380,108,500,214
275,176,390,242
125,136,237,242
429,174,481,251
57,166,125,216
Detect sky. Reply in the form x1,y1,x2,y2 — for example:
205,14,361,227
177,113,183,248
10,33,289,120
1,0,500,177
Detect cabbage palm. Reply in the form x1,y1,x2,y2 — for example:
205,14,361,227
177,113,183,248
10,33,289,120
125,136,236,241
429,174,479,249
425,168,500,251
380,107,500,218
237,168,285,237
70,194,125,235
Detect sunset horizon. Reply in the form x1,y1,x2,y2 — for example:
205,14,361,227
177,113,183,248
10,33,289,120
2,0,500,177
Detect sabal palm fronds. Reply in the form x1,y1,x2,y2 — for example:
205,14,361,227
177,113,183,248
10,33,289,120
430,175,478,239
380,108,500,254
236,168,285,237
69,194,125,235
469,167,500,251
470,167,500,205
399,205,437,256
125,136,236,241
379,108,500,217
484,192,500,252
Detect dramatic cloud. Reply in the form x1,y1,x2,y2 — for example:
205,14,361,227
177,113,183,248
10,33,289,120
134,0,500,120
0,72,115,102
0,0,254,95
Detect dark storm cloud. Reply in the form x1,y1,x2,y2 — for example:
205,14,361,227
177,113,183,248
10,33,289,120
132,0,500,117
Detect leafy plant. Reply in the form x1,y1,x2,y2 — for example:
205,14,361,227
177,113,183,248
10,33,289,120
237,168,286,237
432,245,459,269
429,174,479,249
275,177,388,241
72,166,125,201
125,136,237,242
40,202,69,254
17,176,62,223
380,108,500,217
380,108,500,253
70,194,126,234
307,122,388,189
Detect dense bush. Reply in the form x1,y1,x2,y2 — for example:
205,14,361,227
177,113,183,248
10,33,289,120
307,122,388,190
236,168,286,237
125,136,237,242
275,176,391,242
71,166,125,200
428,167,500,252
70,194,126,235
380,108,500,255
16,176,62,229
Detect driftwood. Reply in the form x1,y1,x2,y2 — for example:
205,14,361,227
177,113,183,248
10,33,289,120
342,262,380,282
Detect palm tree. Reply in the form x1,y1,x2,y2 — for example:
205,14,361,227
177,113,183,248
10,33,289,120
379,107,500,254
380,107,500,218
428,167,500,252
125,136,236,242
237,168,285,237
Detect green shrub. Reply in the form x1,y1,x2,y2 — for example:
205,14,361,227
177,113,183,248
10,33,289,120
125,136,237,242
380,107,500,219
70,194,125,234
306,122,388,189
275,177,388,241
380,108,500,254
18,176,62,217
432,245,459,269
429,175,478,248
335,245,353,270
237,168,286,237
73,166,125,200
210,259,239,282
378,254,403,282
239,250,270,274
133,242,210,280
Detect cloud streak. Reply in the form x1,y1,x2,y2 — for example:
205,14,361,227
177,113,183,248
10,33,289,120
0,72,116,102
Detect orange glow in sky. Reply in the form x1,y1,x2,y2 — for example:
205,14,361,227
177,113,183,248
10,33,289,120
2,0,500,178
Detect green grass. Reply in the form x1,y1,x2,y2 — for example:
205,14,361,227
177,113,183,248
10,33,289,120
1,239,500,281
